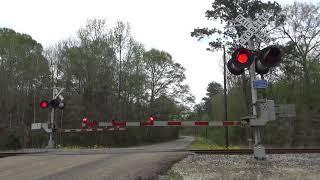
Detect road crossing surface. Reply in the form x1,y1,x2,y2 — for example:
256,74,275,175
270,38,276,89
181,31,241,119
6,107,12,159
0,136,193,180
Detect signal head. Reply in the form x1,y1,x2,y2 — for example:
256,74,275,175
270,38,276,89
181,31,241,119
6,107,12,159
232,48,254,68
259,46,281,67
49,99,60,108
255,59,269,75
227,48,255,76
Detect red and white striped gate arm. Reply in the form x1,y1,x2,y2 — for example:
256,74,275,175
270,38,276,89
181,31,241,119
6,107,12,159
59,121,240,133
57,127,126,133
97,121,241,127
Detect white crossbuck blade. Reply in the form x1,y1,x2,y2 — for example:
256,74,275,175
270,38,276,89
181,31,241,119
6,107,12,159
235,13,271,47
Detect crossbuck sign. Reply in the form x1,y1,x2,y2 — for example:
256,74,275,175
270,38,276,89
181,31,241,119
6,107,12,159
235,13,271,47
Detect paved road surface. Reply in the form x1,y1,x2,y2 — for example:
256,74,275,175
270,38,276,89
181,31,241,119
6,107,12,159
0,136,193,180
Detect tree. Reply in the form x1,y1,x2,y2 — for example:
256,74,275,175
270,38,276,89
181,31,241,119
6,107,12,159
112,21,132,101
269,2,320,146
0,28,50,128
191,0,284,116
206,81,223,98
143,49,188,108
191,0,283,51
0,19,191,148
277,2,320,104
201,81,223,118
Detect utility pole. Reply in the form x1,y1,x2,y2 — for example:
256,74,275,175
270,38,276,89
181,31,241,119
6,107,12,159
223,46,229,149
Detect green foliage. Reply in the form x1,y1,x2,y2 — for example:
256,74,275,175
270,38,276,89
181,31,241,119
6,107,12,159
4,133,21,150
190,137,240,150
143,48,194,108
191,0,283,50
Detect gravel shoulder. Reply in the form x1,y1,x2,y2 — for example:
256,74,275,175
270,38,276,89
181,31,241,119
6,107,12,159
166,153,320,180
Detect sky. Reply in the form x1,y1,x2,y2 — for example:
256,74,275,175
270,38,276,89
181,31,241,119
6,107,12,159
0,0,318,103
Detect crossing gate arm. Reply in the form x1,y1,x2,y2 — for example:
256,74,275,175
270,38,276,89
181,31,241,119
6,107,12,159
96,121,240,127
56,127,126,133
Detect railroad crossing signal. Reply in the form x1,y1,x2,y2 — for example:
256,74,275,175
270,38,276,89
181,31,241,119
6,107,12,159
40,98,65,109
227,46,281,76
40,88,65,110
227,13,283,76
231,13,280,160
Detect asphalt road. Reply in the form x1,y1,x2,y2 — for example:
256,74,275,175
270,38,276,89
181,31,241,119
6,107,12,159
0,136,193,180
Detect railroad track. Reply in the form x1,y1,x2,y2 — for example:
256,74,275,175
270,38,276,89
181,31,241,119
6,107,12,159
190,148,320,154
1,148,319,158
0,151,48,158
0,152,27,158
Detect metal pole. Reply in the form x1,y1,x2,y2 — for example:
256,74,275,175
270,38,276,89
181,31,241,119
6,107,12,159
223,46,229,149
47,59,55,149
248,38,266,160
61,110,63,128
47,88,55,148
248,39,260,144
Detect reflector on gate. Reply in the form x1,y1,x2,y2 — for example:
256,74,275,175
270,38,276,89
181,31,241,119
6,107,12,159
194,121,209,126
112,121,126,127
223,121,241,126
167,121,181,126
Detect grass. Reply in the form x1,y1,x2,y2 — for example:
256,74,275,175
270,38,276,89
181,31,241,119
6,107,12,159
190,137,240,150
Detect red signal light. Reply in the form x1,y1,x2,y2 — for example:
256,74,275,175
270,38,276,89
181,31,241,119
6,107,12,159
82,117,88,123
237,53,249,64
227,48,253,75
237,49,251,64
40,100,49,109
149,115,155,125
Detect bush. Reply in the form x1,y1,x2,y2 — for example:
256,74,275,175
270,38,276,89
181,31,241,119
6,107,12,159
5,134,21,150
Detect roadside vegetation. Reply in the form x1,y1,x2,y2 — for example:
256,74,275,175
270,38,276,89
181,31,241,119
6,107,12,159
0,20,191,149
190,137,240,150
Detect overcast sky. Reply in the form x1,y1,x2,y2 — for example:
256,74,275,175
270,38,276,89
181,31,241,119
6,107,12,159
0,0,318,103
